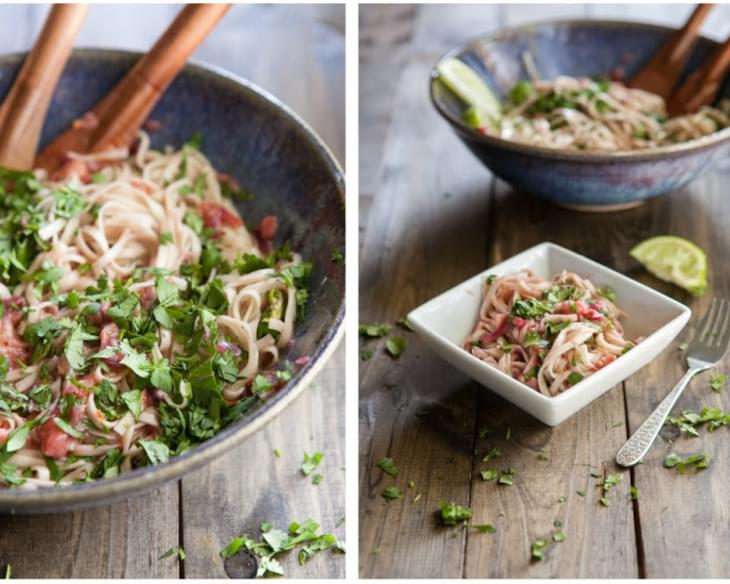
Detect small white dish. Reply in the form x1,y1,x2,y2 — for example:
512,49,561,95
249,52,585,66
408,242,691,426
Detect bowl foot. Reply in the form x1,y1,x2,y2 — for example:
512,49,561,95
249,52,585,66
555,199,647,213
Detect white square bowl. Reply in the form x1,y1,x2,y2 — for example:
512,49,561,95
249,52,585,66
408,242,691,426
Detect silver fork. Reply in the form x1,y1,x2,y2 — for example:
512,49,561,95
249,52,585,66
616,297,730,467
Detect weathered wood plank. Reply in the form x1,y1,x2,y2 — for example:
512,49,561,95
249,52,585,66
181,342,346,579
0,484,180,578
462,184,639,578
358,30,494,574
622,167,730,578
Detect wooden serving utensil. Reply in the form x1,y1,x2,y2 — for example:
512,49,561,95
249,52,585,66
667,36,730,115
627,4,714,99
36,3,230,176
0,4,89,170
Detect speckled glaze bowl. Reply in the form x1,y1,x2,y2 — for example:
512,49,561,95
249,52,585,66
0,50,344,514
430,20,730,211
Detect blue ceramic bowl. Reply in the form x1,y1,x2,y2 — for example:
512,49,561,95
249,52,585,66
0,49,344,513
430,20,730,211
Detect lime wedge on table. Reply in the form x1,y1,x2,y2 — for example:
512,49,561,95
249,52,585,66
630,236,708,296
436,58,501,127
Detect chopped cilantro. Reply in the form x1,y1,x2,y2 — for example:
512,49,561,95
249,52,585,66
301,451,324,476
385,336,406,359
471,524,496,534
359,323,391,338
531,538,547,560
498,468,515,486
382,486,402,502
396,317,414,331
663,452,710,473
139,439,171,465
439,501,472,525
159,546,186,561
480,469,497,481
710,374,726,393
377,457,399,477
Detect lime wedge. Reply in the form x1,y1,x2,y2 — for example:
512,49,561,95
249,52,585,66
630,236,708,296
437,58,501,126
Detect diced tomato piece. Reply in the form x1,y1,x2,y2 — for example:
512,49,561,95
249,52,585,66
37,418,78,459
199,201,243,231
100,322,120,349
0,302,30,367
593,354,616,371
259,215,278,241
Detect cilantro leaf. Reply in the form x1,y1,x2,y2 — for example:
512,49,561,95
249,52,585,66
64,324,98,371
385,336,406,359
139,439,171,465
376,457,399,477
439,501,472,525
302,451,323,476
710,374,726,393
382,486,402,502
358,323,391,338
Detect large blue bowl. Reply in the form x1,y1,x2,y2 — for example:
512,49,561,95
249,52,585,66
0,49,344,513
430,20,730,211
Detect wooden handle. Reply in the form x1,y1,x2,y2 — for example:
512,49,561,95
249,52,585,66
36,3,230,174
669,36,730,114
0,4,88,170
668,4,714,64
89,3,230,151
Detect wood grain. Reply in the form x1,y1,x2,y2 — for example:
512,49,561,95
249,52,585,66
0,484,179,578
360,3,730,578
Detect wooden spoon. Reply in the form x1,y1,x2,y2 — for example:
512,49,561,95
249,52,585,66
36,3,230,176
0,4,89,170
668,36,730,115
627,4,714,99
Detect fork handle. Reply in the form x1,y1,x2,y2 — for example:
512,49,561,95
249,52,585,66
616,368,700,467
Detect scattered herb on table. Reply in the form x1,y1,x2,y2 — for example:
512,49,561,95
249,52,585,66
482,447,501,462
301,451,324,476
630,486,639,500
599,497,610,507
710,374,726,393
558,496,566,503
553,530,566,543
312,473,324,485
360,349,374,361
397,317,414,331
531,538,548,560
385,336,406,359
498,468,515,486
359,323,392,338
408,480,415,489
471,524,496,534
480,469,497,481
505,426,512,440
576,490,586,497
273,448,281,458
666,407,730,436
160,546,186,561
377,457,399,478
3,565,10,579
678,342,689,352
219,519,344,577
601,473,623,493
439,501,473,525
663,452,710,474
538,448,549,461
382,486,403,502
330,249,344,263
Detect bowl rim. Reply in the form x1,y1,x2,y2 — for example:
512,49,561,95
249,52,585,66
0,48,345,511
408,241,691,406
429,18,730,163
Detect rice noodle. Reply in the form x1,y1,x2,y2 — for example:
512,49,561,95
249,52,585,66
464,270,637,396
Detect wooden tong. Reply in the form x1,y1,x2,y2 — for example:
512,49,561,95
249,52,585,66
627,4,714,99
668,36,730,115
0,4,89,170
36,3,230,175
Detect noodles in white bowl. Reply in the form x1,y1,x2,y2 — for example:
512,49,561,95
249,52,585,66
464,270,638,396
481,76,730,152
0,132,312,489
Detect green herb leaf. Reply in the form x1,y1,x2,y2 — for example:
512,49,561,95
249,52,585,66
377,457,399,478
382,486,402,502
385,336,406,359
359,323,391,338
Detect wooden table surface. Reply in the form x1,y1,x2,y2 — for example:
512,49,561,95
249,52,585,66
359,4,730,578
0,5,345,578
